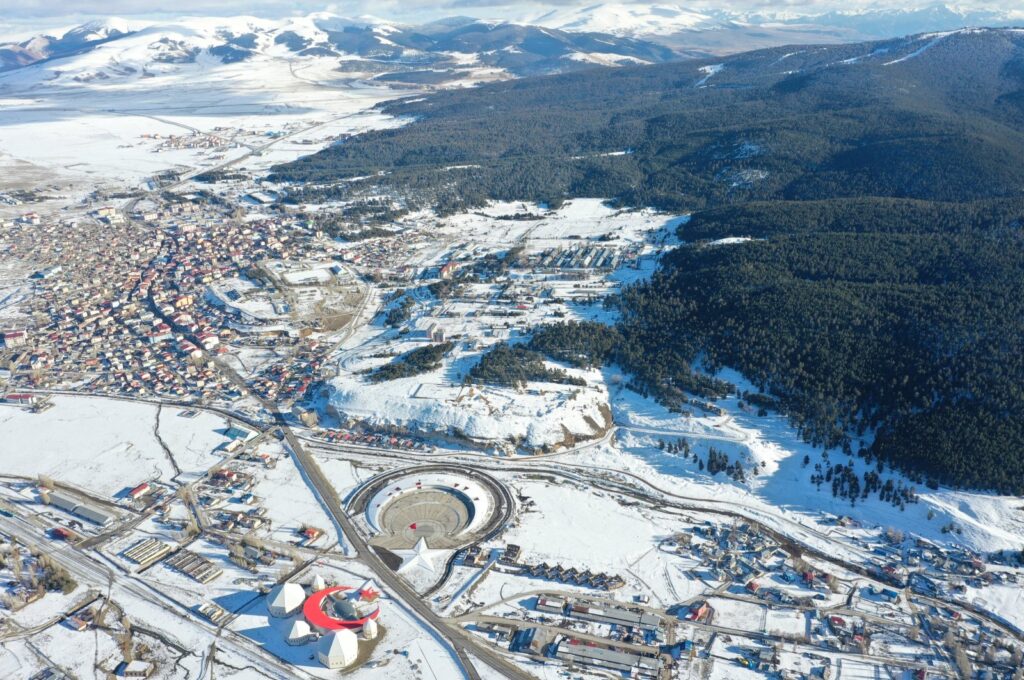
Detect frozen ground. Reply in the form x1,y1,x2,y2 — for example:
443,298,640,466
0,28,412,195
0,395,233,497
330,367,610,451
500,477,687,601
327,199,679,450
601,368,1024,555
251,441,346,548
965,579,1024,631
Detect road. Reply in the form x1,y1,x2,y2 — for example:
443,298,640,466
16,385,1024,656
277,409,536,680
303,435,1024,649
206,334,532,680
0,510,319,679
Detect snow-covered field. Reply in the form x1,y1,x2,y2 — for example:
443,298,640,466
326,199,678,450
0,395,231,497
330,369,610,451
0,24,411,196
600,368,1024,555
252,442,347,548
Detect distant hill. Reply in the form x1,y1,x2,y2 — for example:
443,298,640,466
272,28,1024,493
513,3,1022,55
0,19,132,72
0,14,677,82
272,29,1024,209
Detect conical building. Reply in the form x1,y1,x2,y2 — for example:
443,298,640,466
286,619,314,645
318,629,359,669
267,582,305,618
360,616,379,641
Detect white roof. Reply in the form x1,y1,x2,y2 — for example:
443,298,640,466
268,582,305,614
287,619,312,641
392,537,446,576
361,616,379,638
311,573,327,591
318,629,358,666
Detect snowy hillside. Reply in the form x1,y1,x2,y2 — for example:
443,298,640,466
523,3,727,36
516,2,1023,55
520,2,1022,39
0,13,677,85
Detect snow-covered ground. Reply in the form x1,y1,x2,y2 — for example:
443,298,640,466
326,199,679,451
601,367,1024,555
0,395,232,497
0,26,411,197
251,441,347,548
330,369,610,451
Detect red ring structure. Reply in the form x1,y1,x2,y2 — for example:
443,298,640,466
303,586,381,631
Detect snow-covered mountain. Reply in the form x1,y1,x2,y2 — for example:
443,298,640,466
776,4,1020,39
2,4,1018,82
0,18,136,72
522,2,1020,36
518,3,1021,54
522,4,728,36
0,13,677,85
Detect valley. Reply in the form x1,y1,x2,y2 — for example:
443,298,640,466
0,10,1022,680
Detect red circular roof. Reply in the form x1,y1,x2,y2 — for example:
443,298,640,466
303,586,381,631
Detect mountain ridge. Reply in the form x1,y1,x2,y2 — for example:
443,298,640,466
0,14,677,79
4,4,1020,74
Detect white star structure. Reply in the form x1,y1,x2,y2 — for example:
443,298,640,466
391,537,447,576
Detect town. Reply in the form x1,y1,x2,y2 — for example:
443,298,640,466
1,13,1024,680
3,159,1024,680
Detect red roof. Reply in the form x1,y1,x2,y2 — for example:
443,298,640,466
302,586,381,631
128,482,150,497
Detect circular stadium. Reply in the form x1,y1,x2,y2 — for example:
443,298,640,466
349,466,510,551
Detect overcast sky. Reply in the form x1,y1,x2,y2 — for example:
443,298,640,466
0,0,1016,39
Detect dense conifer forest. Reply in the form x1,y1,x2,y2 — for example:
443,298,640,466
275,29,1024,492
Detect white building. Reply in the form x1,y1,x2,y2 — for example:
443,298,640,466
361,616,379,641
286,620,315,646
267,582,305,618
311,573,327,592
318,629,359,669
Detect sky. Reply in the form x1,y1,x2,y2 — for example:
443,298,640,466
0,0,1017,40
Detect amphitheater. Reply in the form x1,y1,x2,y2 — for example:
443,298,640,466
350,467,509,551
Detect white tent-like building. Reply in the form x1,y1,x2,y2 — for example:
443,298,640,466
318,629,359,669
286,619,315,646
267,582,305,618
360,616,379,641
311,573,327,592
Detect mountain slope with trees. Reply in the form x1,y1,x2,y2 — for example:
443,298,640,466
275,29,1024,492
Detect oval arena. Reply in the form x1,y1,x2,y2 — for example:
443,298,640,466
348,466,510,551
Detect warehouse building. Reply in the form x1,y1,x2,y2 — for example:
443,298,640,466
555,639,662,678
45,490,114,526
568,602,662,631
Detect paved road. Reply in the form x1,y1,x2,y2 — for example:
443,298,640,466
276,409,536,680
0,511,317,679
